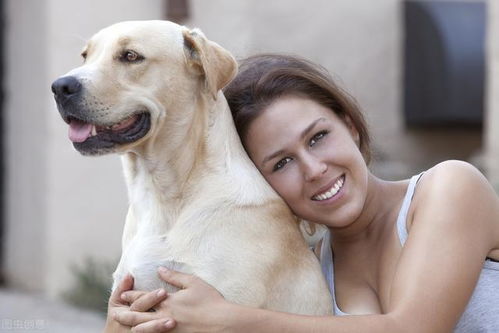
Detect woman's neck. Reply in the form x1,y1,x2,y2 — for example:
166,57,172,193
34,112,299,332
329,173,408,252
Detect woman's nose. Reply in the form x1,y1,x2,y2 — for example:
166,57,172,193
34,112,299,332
303,156,327,182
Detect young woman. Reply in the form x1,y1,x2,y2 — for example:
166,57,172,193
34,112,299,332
106,54,499,332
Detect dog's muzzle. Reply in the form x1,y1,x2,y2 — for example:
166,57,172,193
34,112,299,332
52,76,151,155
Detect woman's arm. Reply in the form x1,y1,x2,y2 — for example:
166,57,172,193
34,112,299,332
383,161,499,331
116,269,398,333
116,161,499,333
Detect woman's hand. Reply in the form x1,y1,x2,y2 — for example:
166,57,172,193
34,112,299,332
102,274,135,332
115,267,233,333
103,273,170,332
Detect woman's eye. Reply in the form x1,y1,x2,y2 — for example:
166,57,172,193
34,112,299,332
273,157,293,172
309,130,329,146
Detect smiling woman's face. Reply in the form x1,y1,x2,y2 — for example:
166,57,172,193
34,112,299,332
245,94,369,227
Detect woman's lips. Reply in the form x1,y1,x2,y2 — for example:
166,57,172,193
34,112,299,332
311,174,346,201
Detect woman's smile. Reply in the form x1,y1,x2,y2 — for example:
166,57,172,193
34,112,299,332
311,174,346,202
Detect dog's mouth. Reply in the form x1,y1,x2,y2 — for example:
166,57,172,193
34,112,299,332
66,112,151,155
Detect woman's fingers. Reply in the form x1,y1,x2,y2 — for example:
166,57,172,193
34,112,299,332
128,289,168,312
121,290,147,304
110,274,134,305
158,267,196,289
114,310,157,327
131,318,176,333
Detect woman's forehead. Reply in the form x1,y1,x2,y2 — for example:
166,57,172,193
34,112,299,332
253,95,340,132
244,96,343,159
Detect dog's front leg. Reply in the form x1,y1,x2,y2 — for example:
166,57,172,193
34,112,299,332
122,207,138,250
110,207,138,291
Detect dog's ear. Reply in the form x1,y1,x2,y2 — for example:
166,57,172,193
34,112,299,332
182,28,238,99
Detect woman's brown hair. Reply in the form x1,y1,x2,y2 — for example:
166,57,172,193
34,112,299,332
224,54,371,163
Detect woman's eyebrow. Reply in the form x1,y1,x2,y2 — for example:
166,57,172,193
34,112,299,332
300,117,325,140
262,149,286,167
261,117,326,167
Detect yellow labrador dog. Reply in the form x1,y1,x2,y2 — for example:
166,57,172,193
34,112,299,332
52,20,331,314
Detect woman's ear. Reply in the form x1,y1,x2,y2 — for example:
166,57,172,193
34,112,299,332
343,115,360,146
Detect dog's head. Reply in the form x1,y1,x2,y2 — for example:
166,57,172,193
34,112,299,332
52,20,237,155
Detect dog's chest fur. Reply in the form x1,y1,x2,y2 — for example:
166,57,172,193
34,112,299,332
112,161,265,296
113,233,188,292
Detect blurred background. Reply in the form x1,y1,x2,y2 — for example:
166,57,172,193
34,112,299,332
0,0,498,331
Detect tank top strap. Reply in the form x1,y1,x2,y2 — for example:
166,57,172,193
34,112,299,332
319,228,348,315
396,172,425,246
319,228,333,295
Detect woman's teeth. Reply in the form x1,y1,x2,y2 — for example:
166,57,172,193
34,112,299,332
313,176,345,201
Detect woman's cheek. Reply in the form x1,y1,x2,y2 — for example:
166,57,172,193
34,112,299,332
270,168,300,202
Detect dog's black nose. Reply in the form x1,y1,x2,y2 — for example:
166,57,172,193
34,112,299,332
51,76,82,97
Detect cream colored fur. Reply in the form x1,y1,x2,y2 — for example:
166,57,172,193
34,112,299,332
59,20,331,315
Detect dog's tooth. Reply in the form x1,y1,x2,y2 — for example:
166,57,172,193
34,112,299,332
91,125,97,136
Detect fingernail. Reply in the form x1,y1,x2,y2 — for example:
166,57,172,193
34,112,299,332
158,266,169,273
157,288,166,297
120,293,127,300
164,319,174,328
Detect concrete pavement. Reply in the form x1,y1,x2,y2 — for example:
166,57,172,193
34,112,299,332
0,288,106,332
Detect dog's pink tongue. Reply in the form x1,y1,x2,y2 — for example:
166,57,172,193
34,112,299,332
68,119,92,143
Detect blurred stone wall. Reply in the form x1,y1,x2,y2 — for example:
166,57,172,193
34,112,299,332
185,0,483,180
4,0,163,296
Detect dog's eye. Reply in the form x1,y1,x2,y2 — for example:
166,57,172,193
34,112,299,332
120,50,144,63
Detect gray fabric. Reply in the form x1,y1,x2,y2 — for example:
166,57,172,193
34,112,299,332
319,229,346,315
319,173,499,332
455,259,499,332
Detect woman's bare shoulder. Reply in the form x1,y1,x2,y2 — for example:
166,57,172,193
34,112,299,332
408,160,497,226
417,160,492,197
408,160,499,248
